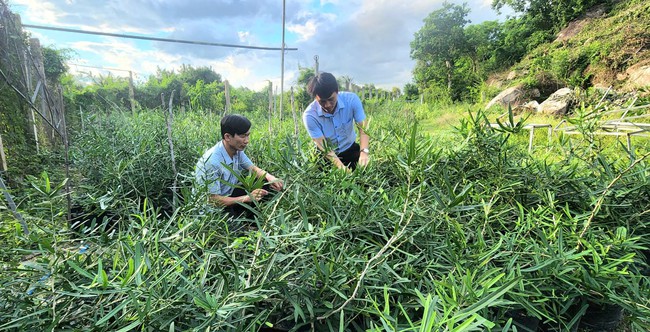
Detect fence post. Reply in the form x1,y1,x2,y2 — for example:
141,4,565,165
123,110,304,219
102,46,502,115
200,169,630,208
129,70,136,114
291,87,297,136
30,38,54,144
268,81,273,135
224,79,231,116
0,133,7,172
0,174,29,235
164,91,178,208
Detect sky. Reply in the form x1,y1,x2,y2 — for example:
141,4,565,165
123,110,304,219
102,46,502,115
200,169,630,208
10,0,511,91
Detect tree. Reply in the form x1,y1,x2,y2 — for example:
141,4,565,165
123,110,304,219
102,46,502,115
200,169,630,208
403,83,419,101
42,47,70,82
339,75,353,91
491,0,609,33
410,2,470,98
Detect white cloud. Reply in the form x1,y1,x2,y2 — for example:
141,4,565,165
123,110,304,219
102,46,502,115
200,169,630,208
287,19,317,42
12,0,509,91
237,31,250,43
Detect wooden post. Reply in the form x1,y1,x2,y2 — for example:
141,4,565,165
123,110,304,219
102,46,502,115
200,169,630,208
0,132,7,172
164,91,178,208
30,38,54,144
280,0,286,121
268,81,273,135
313,55,319,74
273,86,278,121
291,87,298,136
0,175,29,235
79,106,84,131
58,83,73,221
129,71,136,114
224,79,231,115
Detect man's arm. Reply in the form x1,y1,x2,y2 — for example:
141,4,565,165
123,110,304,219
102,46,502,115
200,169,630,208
312,136,349,170
357,120,370,167
208,192,263,207
249,165,284,191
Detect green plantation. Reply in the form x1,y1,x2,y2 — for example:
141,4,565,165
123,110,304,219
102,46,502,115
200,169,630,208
1,100,650,331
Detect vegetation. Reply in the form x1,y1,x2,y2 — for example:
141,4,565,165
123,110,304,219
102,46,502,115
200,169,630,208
2,0,650,331
2,102,650,331
410,0,648,103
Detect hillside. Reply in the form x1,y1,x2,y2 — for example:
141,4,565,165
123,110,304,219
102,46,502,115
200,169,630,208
488,0,649,97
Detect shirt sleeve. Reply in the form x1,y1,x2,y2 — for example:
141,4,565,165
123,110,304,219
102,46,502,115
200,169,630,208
350,94,366,123
239,151,253,170
303,113,324,139
197,162,222,195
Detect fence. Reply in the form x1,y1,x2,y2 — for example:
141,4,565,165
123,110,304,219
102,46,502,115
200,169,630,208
0,0,71,234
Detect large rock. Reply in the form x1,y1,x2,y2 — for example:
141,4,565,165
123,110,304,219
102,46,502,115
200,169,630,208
485,86,526,110
538,88,574,116
622,61,650,90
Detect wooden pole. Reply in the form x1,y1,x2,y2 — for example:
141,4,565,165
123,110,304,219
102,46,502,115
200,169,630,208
165,91,178,208
291,87,298,136
30,38,54,144
129,71,136,114
0,174,29,235
280,0,286,121
79,106,84,130
268,81,273,135
58,83,73,222
0,132,7,172
224,79,231,116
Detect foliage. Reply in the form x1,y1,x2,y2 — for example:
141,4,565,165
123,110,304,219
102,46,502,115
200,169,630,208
41,47,70,82
492,0,611,33
2,101,650,331
411,2,470,101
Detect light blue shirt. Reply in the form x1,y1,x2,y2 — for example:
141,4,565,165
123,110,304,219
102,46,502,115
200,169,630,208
302,92,366,153
195,141,253,196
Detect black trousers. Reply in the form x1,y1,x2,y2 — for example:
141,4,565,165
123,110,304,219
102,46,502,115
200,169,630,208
336,142,361,170
225,184,273,219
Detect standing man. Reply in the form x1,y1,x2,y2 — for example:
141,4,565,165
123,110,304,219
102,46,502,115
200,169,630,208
195,114,283,218
302,72,370,171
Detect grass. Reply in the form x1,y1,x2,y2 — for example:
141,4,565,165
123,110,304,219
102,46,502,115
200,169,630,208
1,100,649,331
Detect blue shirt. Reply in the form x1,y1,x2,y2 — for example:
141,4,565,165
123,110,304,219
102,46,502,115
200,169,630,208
195,141,253,196
302,92,366,153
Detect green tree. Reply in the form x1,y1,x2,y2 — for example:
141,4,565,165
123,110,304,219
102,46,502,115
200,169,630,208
42,47,70,82
403,83,419,101
492,0,610,33
411,2,470,99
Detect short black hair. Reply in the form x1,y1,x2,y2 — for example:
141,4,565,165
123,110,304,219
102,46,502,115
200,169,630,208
221,114,251,139
307,72,339,99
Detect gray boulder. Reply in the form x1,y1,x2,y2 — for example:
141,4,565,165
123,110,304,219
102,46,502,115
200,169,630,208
538,88,574,116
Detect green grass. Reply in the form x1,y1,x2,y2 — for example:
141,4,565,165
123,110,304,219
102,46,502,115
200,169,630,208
1,101,649,331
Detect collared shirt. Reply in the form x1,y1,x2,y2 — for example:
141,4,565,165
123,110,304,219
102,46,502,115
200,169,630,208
302,91,366,153
195,140,253,196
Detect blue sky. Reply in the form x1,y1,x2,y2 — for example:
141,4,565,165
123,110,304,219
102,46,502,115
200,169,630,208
10,0,511,91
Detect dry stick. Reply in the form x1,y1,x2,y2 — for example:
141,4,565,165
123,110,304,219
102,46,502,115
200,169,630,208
0,174,29,235
317,178,422,321
578,151,650,242
164,91,178,208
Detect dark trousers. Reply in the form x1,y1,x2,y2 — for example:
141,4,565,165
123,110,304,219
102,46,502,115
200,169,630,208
336,142,360,170
225,183,273,219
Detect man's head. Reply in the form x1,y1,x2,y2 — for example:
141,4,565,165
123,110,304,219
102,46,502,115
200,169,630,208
308,72,339,113
221,114,251,139
221,114,251,151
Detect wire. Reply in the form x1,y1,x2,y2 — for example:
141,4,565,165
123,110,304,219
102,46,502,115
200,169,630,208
23,24,298,51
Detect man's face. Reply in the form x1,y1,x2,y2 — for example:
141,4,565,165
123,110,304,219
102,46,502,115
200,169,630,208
316,92,338,113
225,131,250,151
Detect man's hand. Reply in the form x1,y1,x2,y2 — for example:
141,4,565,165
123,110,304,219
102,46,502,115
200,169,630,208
266,174,284,191
244,188,268,202
358,152,369,167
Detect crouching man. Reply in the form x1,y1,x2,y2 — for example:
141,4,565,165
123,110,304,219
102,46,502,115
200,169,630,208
195,114,283,219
